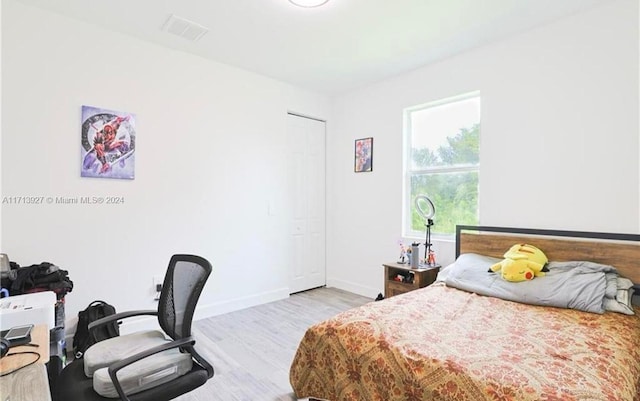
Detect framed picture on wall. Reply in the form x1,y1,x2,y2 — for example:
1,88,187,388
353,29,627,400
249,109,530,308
81,105,136,180
354,137,373,173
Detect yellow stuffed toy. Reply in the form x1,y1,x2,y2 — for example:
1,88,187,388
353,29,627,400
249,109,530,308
489,244,548,282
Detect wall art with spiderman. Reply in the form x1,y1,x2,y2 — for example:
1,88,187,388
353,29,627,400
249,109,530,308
81,105,136,180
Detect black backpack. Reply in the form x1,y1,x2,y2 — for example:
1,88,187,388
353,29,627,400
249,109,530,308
73,300,119,358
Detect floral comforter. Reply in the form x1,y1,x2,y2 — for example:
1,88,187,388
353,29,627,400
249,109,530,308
290,283,640,401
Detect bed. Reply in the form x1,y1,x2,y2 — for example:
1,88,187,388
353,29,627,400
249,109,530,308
289,226,640,401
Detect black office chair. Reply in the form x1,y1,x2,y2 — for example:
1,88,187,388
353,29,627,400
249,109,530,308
56,254,214,401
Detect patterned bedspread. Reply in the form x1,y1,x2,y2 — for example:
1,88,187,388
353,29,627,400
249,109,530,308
290,283,640,401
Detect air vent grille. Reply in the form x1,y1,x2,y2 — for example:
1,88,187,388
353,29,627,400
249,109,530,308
162,14,209,42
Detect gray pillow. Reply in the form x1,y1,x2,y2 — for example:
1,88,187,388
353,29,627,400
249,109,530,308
603,277,635,315
604,273,617,298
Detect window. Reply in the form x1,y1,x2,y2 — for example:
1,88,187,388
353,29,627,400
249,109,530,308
403,92,480,237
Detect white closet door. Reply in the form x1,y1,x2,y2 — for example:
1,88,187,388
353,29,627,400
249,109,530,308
288,113,326,294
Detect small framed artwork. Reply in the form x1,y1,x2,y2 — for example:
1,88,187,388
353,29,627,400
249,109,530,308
354,137,373,173
81,105,136,180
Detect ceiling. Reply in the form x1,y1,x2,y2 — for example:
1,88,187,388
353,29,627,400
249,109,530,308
15,0,612,95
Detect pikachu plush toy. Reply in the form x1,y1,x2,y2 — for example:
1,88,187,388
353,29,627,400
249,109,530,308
489,244,548,282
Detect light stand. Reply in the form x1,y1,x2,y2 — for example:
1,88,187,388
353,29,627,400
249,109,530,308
424,218,433,262
414,195,436,266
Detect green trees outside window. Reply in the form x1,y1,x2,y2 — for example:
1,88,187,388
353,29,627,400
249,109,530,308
405,94,480,237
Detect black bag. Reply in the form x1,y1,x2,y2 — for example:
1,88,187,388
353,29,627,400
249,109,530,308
73,300,119,358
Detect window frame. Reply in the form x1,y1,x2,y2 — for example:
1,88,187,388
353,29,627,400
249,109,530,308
402,91,481,239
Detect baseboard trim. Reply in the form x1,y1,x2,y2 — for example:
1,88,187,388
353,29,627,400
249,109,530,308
194,287,290,320
326,278,379,299
64,288,291,347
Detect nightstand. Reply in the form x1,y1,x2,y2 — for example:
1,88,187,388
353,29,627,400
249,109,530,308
383,262,440,298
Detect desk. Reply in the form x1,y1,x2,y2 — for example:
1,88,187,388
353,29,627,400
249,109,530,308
0,324,52,401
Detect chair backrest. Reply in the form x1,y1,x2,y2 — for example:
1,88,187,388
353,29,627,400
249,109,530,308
158,255,212,340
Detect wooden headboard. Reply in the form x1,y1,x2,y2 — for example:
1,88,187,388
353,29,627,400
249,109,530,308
455,225,640,286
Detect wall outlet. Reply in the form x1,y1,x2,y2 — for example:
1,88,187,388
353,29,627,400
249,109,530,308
153,276,164,300
153,276,163,288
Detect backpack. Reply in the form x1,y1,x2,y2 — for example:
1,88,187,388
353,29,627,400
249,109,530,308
73,300,119,359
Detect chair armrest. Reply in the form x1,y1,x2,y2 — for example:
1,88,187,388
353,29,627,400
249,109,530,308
88,310,158,332
189,347,214,379
107,336,196,401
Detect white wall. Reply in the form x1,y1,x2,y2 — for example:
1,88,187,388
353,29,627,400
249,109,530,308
327,0,639,298
1,0,330,336
0,1,3,250
3,0,638,331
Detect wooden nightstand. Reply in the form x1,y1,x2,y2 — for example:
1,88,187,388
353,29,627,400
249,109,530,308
383,262,440,298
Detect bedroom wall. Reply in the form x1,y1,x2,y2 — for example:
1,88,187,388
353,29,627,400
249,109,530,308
0,1,3,250
327,0,639,297
1,0,330,335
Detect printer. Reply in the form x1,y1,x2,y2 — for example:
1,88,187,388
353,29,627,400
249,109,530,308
0,291,56,330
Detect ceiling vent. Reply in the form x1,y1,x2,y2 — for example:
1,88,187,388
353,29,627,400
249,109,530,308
162,14,209,41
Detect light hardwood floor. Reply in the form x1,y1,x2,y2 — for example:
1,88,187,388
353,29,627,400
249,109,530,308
175,287,372,401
